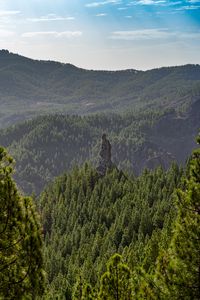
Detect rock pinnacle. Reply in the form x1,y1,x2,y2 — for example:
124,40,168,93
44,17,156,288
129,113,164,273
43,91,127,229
97,134,113,176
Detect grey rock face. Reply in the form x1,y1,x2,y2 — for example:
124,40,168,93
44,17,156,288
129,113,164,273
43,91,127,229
97,134,113,175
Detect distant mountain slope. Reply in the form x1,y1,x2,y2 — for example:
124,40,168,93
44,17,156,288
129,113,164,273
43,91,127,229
0,50,200,127
0,103,199,195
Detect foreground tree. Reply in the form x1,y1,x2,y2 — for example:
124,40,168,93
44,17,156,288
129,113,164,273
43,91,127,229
0,147,44,299
99,254,132,300
153,136,200,299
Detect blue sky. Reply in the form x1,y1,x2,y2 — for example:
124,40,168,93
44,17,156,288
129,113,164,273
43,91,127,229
0,0,200,70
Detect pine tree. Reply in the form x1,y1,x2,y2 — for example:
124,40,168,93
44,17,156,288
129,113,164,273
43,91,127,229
99,254,132,300
0,147,45,299
154,136,200,299
82,283,96,300
73,276,84,300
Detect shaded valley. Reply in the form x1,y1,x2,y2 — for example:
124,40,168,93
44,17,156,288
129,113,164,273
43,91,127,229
0,101,199,195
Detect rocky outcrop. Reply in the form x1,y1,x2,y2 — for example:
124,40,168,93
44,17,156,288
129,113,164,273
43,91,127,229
97,134,113,175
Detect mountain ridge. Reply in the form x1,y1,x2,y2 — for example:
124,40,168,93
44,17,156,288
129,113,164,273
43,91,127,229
0,50,200,128
0,49,140,73
1,49,200,72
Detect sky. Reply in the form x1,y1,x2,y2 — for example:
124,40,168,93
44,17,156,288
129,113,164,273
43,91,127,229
0,0,200,70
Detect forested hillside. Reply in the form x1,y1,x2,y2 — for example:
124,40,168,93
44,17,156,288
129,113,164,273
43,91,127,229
1,136,199,299
39,162,183,298
0,50,200,128
0,103,199,195
37,136,200,298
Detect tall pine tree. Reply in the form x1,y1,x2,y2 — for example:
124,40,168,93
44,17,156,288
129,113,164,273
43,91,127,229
154,136,200,299
0,147,45,299
99,254,132,300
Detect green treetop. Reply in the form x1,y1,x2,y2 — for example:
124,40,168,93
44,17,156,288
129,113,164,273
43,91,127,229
99,254,132,300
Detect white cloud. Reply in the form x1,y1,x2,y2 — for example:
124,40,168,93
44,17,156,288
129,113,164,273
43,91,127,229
110,28,200,41
174,0,200,9
181,32,200,38
22,31,82,38
127,0,187,8
96,13,107,16
117,7,128,10
0,10,20,16
85,0,121,7
127,0,166,6
138,0,165,4
27,14,75,22
176,4,200,10
172,1,183,4
110,28,173,40
0,29,15,37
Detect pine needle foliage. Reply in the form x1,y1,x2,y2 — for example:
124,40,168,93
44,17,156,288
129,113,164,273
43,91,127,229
0,147,45,299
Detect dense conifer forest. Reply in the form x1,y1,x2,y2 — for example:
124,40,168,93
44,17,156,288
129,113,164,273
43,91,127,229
1,136,199,299
39,162,183,298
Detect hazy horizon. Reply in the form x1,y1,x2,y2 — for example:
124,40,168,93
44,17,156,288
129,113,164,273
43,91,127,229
2,48,200,72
